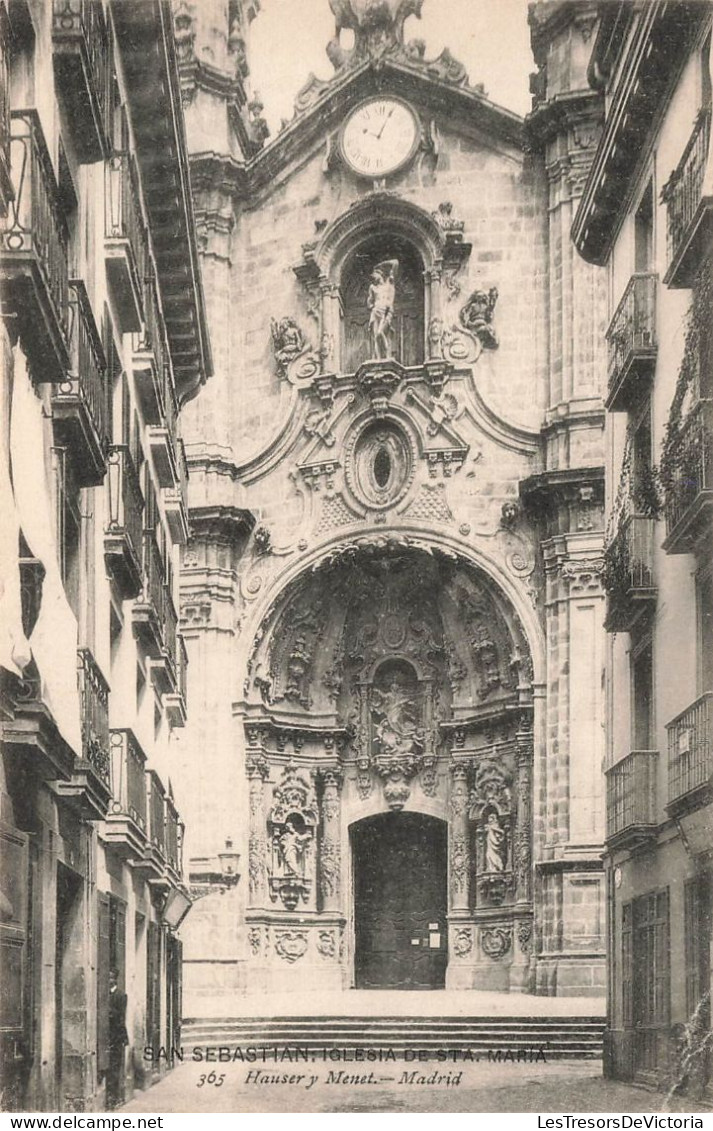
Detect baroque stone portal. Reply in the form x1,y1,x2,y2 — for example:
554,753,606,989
243,544,535,990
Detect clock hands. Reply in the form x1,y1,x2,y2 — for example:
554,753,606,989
376,106,395,140
361,106,396,140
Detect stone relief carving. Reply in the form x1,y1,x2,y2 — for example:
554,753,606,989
275,931,308,963
248,926,262,956
459,287,499,350
270,317,320,383
481,925,512,960
453,927,473,958
317,930,337,958
268,767,318,910
517,919,533,954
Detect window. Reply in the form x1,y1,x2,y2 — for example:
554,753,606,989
53,447,81,618
697,569,713,694
630,399,656,515
342,234,424,371
631,632,654,750
634,179,653,273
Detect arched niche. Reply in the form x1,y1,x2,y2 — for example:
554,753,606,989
294,194,467,376
244,543,534,728
341,233,425,370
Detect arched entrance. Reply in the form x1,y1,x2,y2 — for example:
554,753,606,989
240,543,536,994
352,812,447,990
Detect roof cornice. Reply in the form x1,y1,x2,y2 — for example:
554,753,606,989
572,1,708,265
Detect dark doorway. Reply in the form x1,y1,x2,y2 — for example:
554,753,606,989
352,812,447,989
55,865,82,1109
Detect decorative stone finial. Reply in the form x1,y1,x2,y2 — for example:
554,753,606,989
327,0,424,67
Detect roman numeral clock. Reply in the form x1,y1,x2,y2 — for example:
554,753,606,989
339,97,420,178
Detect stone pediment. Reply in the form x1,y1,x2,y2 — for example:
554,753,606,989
190,58,524,202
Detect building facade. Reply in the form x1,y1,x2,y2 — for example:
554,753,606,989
174,0,611,1008
0,0,210,1111
573,0,713,1098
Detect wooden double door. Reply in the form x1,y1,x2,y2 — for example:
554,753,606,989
353,812,447,990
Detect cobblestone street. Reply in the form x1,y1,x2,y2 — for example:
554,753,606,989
121,1059,711,1115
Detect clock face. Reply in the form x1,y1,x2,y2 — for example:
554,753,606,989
340,98,419,178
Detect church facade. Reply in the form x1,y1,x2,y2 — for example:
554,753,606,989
174,0,610,1004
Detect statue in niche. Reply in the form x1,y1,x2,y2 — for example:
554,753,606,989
484,810,507,873
279,816,312,877
368,259,399,360
371,671,423,761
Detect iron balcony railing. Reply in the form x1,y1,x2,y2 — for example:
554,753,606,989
77,647,110,785
68,280,109,446
147,770,166,857
52,0,111,157
142,530,167,632
165,801,180,874
105,148,149,284
3,110,69,345
51,280,110,483
106,444,144,568
164,586,178,674
0,4,11,209
109,727,148,834
606,272,657,392
176,633,188,706
663,399,713,538
663,109,711,269
667,692,713,807
606,750,658,842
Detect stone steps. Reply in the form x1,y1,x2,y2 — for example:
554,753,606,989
182,1016,605,1059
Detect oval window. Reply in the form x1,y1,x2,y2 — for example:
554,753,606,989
349,421,412,509
373,446,391,488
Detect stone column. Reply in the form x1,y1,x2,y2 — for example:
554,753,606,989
246,753,269,908
514,740,533,905
318,767,343,912
449,763,470,913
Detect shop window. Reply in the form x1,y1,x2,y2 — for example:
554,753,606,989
342,234,424,371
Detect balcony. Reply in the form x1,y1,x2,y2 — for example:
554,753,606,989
0,4,12,215
603,514,657,633
605,750,658,849
55,648,111,819
132,531,166,658
148,587,177,695
132,271,167,425
147,374,181,489
104,728,148,859
52,0,111,163
663,109,713,289
137,770,169,890
662,400,713,554
0,658,75,784
165,799,181,879
667,693,713,817
163,439,189,545
164,634,188,728
51,280,109,486
104,150,148,333
1,110,70,381
605,273,657,412
105,445,144,599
